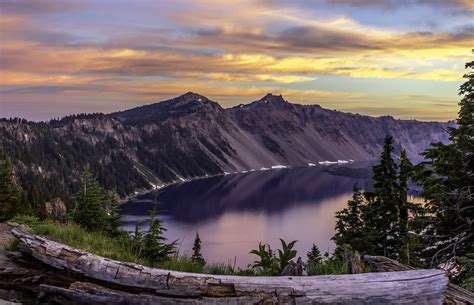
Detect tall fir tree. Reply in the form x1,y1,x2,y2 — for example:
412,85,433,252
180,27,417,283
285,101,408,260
0,160,22,220
72,166,108,231
418,60,474,287
103,191,123,236
364,135,400,258
397,150,412,264
306,244,322,265
191,230,206,266
140,193,177,263
142,207,177,263
333,185,366,255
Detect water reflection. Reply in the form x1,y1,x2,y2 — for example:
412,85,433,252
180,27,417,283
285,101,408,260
120,165,369,266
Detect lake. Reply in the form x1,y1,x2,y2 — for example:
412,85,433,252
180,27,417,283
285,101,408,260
120,164,372,267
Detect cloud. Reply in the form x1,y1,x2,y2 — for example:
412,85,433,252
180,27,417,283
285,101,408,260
0,0,82,15
0,0,470,121
329,0,473,11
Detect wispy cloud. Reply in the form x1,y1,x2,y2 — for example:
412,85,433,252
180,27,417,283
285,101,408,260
0,0,471,121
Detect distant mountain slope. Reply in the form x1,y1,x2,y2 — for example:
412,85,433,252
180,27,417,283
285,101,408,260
1,92,451,201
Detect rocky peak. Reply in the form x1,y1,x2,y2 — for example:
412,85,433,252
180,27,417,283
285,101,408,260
260,93,287,104
175,92,211,105
238,93,292,113
115,92,224,123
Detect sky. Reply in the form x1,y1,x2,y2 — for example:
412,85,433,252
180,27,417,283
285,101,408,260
0,0,473,121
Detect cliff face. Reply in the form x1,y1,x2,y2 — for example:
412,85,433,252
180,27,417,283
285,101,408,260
226,94,449,167
1,92,451,198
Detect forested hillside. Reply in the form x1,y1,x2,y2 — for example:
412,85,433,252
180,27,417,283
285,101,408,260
1,93,451,206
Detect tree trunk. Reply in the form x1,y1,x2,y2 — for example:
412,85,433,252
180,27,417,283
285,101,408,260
364,255,474,305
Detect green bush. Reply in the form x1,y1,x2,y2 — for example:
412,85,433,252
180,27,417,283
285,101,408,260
249,239,298,275
11,214,42,227
306,258,348,275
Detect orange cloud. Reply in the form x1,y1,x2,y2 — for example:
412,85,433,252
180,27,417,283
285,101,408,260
0,0,471,121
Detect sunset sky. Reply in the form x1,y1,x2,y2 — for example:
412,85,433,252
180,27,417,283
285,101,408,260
1,0,472,121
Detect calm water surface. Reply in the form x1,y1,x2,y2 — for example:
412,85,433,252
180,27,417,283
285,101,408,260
120,164,371,267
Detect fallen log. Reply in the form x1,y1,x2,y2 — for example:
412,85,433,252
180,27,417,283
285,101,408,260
39,282,279,305
11,228,449,304
364,255,474,305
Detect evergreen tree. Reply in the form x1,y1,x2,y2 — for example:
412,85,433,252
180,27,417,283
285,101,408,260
191,230,206,266
103,191,123,236
131,220,144,258
418,60,474,286
397,150,412,264
0,160,24,220
72,166,108,231
141,206,177,263
364,135,400,258
306,244,322,265
18,190,33,217
333,185,366,255
139,193,177,263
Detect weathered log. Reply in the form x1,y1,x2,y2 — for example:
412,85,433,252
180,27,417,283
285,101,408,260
11,229,449,304
364,255,474,305
39,282,283,305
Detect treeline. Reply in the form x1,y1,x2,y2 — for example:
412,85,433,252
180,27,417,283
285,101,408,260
333,140,421,265
0,115,227,209
333,61,473,290
0,122,150,205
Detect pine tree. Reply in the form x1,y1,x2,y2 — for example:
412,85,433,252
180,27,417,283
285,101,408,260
139,193,177,264
191,230,206,266
333,185,366,255
0,160,23,220
18,190,33,216
72,166,108,231
364,135,400,258
131,220,144,257
418,60,474,286
104,191,123,236
306,244,322,265
397,150,412,264
142,207,177,263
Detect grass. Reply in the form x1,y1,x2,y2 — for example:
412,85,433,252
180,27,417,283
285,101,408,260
6,237,20,251
9,215,247,275
307,259,350,275
12,217,149,265
158,254,204,273
9,215,366,276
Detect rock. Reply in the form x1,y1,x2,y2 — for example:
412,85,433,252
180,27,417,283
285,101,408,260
280,260,297,276
44,198,67,222
280,258,304,276
296,257,303,276
349,251,364,274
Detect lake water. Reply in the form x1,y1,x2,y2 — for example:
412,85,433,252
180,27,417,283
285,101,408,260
120,164,372,267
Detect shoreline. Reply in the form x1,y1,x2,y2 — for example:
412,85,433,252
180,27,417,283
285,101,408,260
120,159,361,204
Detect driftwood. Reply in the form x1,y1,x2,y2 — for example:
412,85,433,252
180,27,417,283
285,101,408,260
364,255,474,305
9,228,450,304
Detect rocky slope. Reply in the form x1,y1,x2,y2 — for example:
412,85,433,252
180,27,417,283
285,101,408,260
1,92,451,200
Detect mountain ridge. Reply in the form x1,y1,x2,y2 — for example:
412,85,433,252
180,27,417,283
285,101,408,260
1,92,452,202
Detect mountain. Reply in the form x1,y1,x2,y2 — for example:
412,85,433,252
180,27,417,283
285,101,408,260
1,92,451,202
